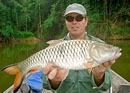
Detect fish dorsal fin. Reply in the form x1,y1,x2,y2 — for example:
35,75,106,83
47,40,65,46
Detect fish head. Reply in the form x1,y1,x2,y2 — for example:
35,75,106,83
89,42,122,64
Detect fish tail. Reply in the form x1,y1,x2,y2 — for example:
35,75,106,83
2,64,24,93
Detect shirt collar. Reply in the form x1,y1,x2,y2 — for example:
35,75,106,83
66,32,88,40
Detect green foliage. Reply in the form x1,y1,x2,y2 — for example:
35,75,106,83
0,0,129,40
111,27,130,34
124,27,130,34
42,17,53,31
0,21,34,38
0,22,14,37
13,31,35,38
111,27,123,34
0,25,13,37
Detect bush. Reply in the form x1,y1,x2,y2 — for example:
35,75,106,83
111,27,123,34
111,27,130,34
0,25,13,37
13,31,35,38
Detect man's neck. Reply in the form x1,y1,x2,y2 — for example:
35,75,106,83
69,32,85,40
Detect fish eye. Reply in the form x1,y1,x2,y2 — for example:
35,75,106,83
107,45,112,48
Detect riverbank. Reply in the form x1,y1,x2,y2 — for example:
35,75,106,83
11,37,41,43
0,37,41,44
97,34,130,40
0,34,130,44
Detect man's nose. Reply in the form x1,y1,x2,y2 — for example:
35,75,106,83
72,19,77,24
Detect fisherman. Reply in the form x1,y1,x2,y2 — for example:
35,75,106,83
20,3,121,93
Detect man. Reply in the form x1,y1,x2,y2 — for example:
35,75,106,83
25,3,121,93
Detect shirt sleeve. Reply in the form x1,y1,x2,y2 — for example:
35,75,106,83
91,68,112,91
42,74,64,92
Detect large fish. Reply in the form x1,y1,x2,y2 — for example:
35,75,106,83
2,40,121,92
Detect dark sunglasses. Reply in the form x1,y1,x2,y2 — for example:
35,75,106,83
65,15,86,22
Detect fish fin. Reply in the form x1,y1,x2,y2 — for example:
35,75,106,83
14,71,23,93
47,40,65,46
29,68,41,74
83,62,94,74
1,64,18,74
88,68,92,74
31,68,40,72
2,64,24,93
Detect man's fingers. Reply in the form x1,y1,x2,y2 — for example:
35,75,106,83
109,60,115,65
43,63,53,75
102,61,113,69
58,69,69,81
103,61,109,67
48,68,57,80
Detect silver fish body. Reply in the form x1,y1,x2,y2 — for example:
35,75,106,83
18,40,121,75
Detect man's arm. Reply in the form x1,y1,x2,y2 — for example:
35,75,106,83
43,63,69,89
92,52,121,86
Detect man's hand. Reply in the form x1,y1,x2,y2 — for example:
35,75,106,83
92,52,122,86
43,63,69,89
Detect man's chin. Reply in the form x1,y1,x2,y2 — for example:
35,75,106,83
70,31,79,35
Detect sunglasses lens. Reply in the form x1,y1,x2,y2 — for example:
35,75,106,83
76,15,84,22
65,15,85,22
65,16,74,22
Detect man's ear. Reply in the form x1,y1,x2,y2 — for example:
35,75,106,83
85,17,88,27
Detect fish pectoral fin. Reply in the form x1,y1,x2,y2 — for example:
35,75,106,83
83,62,94,74
2,64,23,93
88,68,92,74
29,68,41,74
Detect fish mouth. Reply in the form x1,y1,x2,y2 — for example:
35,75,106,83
114,48,122,58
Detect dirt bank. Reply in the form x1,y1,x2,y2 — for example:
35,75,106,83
98,34,130,40
108,34,130,40
11,37,41,43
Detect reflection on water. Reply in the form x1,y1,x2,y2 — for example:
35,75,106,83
0,40,130,92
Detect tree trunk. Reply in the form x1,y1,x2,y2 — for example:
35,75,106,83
104,0,107,20
16,11,19,29
26,17,28,32
38,0,42,37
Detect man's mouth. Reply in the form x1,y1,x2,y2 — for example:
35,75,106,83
72,26,79,30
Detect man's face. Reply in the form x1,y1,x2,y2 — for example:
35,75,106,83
65,13,88,38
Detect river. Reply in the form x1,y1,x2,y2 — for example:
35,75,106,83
0,40,130,92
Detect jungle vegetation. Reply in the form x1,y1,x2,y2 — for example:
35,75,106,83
0,0,130,42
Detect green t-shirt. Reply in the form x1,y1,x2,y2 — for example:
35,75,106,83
42,33,112,93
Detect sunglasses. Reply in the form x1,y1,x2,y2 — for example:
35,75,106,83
65,15,86,22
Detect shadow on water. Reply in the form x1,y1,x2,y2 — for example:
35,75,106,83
0,40,130,92
106,40,130,82
0,41,48,92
